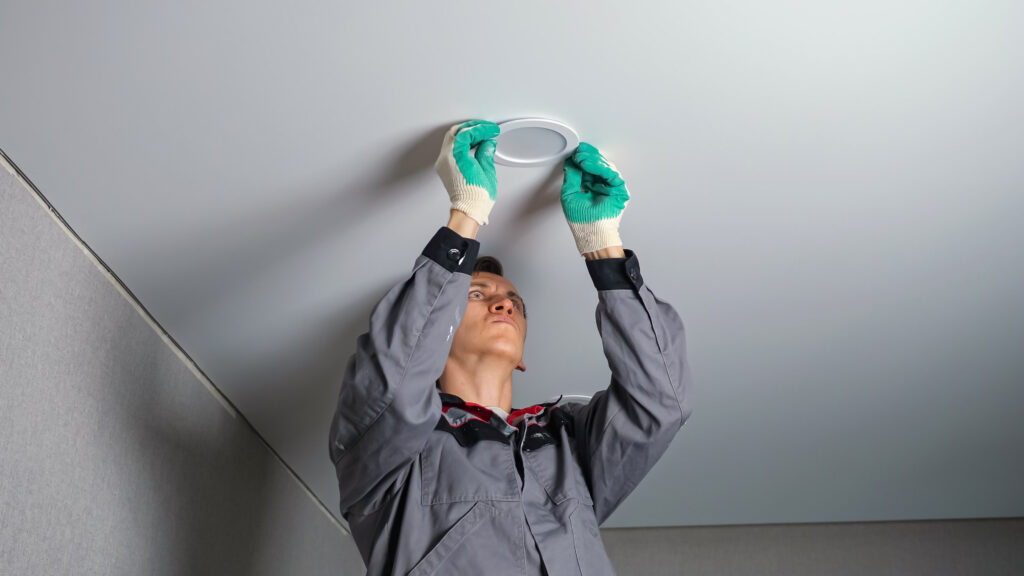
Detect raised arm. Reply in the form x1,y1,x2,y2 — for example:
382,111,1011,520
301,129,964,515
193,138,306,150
555,142,694,525
329,118,500,519
328,221,479,519
561,252,694,525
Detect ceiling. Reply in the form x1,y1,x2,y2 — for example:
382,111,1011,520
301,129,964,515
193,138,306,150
2,1,1022,529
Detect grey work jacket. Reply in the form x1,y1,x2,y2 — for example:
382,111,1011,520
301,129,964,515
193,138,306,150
328,226,694,575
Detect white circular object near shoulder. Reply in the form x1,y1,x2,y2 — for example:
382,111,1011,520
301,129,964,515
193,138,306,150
549,394,593,407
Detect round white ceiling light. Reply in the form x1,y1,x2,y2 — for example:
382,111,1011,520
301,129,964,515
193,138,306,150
494,117,580,167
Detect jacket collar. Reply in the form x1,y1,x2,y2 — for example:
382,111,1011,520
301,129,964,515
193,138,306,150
436,385,564,427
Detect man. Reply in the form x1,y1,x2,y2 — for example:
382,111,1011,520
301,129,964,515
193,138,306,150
329,119,694,575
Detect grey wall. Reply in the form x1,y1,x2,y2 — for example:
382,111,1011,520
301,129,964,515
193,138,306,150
0,162,363,574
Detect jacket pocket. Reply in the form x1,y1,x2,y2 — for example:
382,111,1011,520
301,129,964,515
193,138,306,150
406,501,499,576
420,433,521,505
524,436,595,506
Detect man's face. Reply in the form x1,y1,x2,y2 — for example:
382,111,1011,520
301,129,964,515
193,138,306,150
449,271,528,372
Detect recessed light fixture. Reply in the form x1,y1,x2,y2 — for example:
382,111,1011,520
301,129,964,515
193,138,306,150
494,117,580,167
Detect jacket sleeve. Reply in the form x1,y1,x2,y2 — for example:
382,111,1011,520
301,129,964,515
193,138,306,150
328,226,479,519
561,250,694,525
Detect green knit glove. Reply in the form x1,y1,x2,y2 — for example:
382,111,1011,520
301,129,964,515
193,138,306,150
434,120,500,226
560,142,630,254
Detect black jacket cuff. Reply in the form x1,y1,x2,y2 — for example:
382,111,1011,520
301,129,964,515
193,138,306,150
585,249,644,291
422,227,481,274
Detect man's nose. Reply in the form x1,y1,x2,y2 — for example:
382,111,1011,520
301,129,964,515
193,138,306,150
490,298,515,314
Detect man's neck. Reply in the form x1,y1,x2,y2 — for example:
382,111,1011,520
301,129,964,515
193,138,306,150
438,355,514,413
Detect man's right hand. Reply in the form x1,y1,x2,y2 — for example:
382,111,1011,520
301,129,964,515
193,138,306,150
434,120,500,227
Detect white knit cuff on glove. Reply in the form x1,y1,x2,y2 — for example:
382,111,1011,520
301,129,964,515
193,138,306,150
567,213,624,255
434,131,496,227
448,191,495,227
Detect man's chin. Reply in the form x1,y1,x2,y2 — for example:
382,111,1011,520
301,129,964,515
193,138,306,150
475,345,523,364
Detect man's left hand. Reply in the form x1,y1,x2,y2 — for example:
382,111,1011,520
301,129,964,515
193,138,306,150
560,142,630,256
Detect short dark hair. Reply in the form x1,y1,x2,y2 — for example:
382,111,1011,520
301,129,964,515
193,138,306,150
472,256,526,319
473,255,504,276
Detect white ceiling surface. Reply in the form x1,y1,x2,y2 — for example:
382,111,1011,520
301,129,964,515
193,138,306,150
3,1,1023,529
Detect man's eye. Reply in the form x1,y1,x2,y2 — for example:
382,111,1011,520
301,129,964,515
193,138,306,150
470,291,521,312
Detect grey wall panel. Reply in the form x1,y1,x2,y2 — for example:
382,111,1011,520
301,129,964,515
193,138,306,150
0,165,363,575
601,518,1024,576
